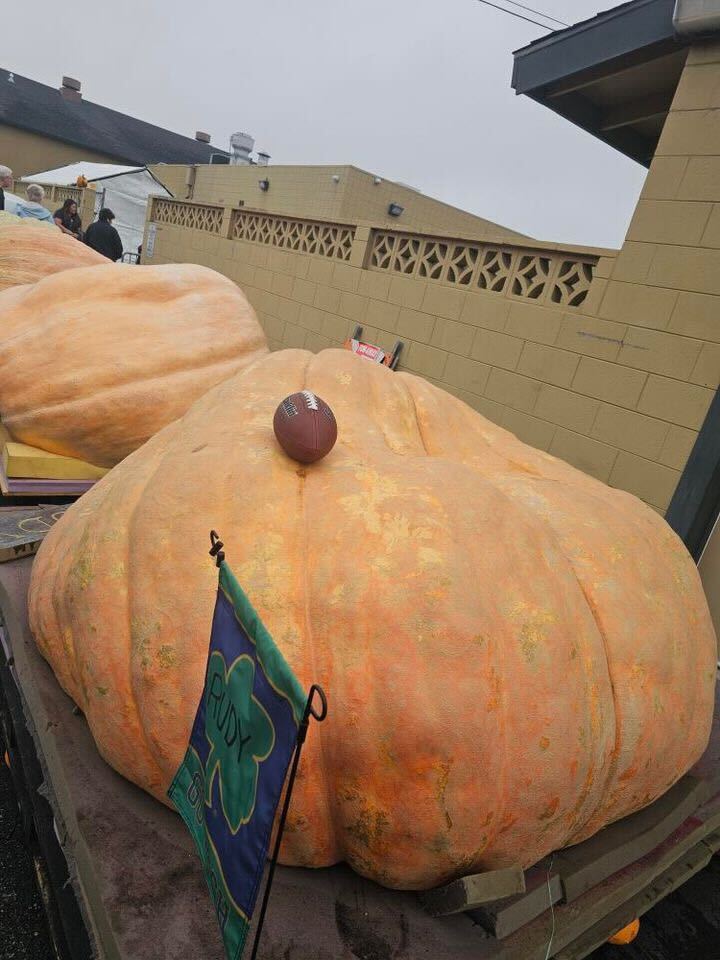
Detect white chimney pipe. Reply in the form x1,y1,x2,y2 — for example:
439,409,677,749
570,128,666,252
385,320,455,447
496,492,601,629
229,132,255,165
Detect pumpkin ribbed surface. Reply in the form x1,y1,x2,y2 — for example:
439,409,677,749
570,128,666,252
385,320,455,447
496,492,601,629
0,212,105,290
28,348,717,890
0,263,268,467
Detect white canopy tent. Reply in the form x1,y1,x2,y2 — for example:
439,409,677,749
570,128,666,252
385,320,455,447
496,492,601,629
21,162,172,257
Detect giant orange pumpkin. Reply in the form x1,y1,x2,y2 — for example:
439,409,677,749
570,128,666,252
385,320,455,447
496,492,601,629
0,211,105,290
0,262,268,467
28,348,717,890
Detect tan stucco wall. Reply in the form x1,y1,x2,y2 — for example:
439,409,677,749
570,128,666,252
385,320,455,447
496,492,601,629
142,42,720,516
149,163,530,243
150,164,188,198
0,125,118,179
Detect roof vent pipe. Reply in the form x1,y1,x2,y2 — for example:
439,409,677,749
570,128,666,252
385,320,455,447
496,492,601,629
185,164,197,199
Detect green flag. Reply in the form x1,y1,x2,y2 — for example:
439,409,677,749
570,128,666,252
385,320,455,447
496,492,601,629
169,560,306,959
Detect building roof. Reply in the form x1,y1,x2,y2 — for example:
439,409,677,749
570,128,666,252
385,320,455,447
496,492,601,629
512,0,690,165
0,69,228,166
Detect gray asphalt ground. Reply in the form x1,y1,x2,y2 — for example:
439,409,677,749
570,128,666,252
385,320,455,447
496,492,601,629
0,754,53,959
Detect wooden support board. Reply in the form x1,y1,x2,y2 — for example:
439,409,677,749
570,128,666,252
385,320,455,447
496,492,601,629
3,442,107,482
0,425,101,496
495,793,720,960
555,831,720,960
467,773,713,940
421,866,526,917
0,459,97,496
469,862,563,939
553,775,711,903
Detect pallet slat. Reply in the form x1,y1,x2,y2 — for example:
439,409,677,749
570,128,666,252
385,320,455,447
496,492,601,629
421,866,526,917
553,775,710,903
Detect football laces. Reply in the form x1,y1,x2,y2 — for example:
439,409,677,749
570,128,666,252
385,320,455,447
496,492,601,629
301,389,319,411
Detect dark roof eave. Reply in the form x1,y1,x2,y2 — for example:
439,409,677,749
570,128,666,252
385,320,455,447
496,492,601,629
520,89,656,166
512,0,682,98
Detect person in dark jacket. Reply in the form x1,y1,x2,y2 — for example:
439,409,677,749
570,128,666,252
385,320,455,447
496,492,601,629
53,198,83,238
84,208,123,261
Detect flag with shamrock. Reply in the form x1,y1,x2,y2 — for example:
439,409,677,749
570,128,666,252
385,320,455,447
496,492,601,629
168,555,307,960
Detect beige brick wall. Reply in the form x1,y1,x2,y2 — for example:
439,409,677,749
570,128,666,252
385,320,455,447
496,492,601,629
142,43,720,516
150,163,531,242
577,39,720,510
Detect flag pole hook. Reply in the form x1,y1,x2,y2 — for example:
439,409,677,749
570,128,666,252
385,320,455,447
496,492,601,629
250,683,328,960
209,530,225,567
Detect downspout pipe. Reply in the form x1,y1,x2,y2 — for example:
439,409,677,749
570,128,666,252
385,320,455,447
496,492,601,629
673,0,720,36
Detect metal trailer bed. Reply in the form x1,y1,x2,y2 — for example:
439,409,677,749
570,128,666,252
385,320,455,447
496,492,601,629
1,555,718,960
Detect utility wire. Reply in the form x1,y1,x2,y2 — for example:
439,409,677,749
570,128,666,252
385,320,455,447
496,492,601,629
543,854,557,960
473,0,566,31
504,0,569,27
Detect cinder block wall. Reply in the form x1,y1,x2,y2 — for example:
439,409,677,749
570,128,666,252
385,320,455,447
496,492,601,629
149,163,530,242
575,40,720,512
143,45,720,516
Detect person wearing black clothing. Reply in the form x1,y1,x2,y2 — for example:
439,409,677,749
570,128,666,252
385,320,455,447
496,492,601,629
54,198,83,238
0,165,12,211
84,208,123,261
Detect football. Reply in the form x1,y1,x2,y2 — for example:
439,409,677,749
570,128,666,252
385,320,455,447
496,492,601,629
273,390,338,464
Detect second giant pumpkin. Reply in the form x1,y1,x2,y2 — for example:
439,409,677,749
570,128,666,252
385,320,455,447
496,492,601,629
28,348,717,889
0,211,105,291
0,262,268,466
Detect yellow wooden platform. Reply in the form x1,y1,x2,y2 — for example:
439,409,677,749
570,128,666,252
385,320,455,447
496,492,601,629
0,423,106,483
2,441,107,481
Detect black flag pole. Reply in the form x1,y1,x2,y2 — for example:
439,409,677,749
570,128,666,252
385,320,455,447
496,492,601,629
211,530,328,960
250,682,328,960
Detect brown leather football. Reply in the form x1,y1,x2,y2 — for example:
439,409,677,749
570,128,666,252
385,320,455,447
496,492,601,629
273,390,338,464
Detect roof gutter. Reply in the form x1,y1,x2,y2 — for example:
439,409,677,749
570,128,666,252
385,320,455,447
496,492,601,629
673,0,720,35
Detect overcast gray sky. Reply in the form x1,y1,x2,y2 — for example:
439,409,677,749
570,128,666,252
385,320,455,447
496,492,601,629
3,0,646,248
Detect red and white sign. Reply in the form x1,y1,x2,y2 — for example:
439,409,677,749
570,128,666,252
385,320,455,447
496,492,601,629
347,339,386,364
